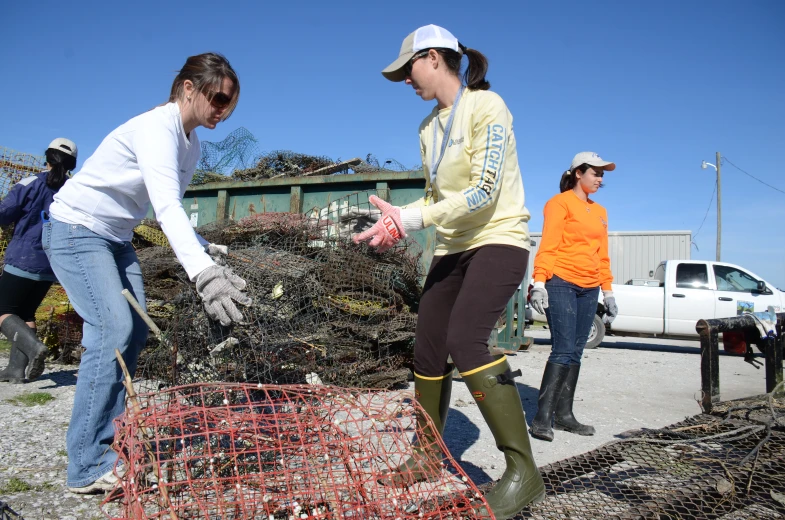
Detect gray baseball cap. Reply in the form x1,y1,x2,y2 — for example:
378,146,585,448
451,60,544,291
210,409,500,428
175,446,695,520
382,24,461,82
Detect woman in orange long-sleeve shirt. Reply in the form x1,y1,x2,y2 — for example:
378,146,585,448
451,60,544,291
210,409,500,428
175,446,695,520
528,151,619,442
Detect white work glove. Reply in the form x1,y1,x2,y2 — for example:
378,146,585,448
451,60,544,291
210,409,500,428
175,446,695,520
335,206,382,238
603,291,618,323
352,195,423,253
530,281,548,315
205,243,229,265
206,243,228,256
196,265,252,326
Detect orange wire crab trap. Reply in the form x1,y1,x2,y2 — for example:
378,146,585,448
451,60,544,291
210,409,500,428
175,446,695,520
102,383,491,519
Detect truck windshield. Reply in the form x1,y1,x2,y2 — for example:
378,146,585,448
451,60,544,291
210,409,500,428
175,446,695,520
713,265,760,292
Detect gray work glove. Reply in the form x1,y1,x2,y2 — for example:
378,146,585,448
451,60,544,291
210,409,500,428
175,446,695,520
196,265,252,326
205,243,229,266
530,281,549,315
334,206,382,238
603,292,618,323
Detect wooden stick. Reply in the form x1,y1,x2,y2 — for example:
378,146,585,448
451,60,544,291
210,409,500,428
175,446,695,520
115,348,180,520
122,289,162,339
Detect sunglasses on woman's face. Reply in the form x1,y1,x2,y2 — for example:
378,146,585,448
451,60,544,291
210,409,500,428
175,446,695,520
403,50,430,77
207,91,232,109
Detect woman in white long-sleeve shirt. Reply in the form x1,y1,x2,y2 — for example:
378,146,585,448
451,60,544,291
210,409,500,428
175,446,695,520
42,52,251,494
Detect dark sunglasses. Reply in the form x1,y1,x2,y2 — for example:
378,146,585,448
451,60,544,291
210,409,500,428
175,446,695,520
403,50,430,77
207,91,232,109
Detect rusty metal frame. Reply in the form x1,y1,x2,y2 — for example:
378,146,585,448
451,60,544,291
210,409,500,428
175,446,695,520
697,312,784,412
493,268,534,353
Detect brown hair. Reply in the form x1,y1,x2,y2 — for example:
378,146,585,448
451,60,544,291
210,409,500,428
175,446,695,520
436,43,490,91
560,164,605,193
169,52,240,120
560,164,588,193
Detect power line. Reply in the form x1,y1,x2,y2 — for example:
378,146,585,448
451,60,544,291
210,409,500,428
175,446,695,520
723,157,785,196
692,179,717,248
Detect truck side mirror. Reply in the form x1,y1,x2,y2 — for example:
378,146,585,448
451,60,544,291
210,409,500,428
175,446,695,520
756,280,769,294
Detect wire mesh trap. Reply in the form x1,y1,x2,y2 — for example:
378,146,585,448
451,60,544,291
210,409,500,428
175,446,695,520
500,388,785,520
102,383,490,520
134,191,423,393
191,127,417,184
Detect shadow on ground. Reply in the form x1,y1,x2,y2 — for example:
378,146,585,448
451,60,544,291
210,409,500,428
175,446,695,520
36,368,78,389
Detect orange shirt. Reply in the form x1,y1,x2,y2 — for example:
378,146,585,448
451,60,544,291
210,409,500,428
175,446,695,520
533,190,612,290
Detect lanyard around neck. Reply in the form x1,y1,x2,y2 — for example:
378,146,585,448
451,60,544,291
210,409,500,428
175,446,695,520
429,86,465,185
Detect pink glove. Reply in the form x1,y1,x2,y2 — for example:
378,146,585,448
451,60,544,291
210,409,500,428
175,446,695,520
352,195,405,253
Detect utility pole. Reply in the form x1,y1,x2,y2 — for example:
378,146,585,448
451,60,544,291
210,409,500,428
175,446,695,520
715,152,721,262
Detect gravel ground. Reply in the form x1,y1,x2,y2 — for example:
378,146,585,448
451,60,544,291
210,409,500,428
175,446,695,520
0,326,770,519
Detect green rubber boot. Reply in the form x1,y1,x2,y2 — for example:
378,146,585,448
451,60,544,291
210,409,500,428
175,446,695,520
381,369,453,486
462,357,545,519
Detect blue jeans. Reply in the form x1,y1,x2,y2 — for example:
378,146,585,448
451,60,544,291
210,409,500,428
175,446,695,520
544,275,600,366
42,218,149,487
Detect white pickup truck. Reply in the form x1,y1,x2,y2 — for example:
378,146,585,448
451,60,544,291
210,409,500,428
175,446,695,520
530,260,785,348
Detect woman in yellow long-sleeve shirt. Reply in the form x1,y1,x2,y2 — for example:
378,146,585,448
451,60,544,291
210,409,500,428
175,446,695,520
354,24,544,519
529,151,618,442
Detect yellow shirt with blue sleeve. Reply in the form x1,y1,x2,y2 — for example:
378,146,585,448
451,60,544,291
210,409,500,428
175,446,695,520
409,89,531,256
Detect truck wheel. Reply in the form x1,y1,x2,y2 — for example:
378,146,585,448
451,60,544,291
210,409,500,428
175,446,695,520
585,314,605,349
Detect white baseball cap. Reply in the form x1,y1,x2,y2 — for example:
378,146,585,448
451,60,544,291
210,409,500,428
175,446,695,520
382,25,461,82
47,138,78,158
570,151,615,172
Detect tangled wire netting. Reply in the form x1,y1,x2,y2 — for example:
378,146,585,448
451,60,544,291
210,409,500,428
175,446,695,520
134,191,422,393
501,384,785,520
102,383,490,520
191,128,417,185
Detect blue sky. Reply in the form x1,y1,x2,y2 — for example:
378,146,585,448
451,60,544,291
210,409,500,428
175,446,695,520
3,0,784,288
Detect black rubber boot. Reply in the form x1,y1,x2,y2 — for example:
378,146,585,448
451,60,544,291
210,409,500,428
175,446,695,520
530,362,570,442
554,364,595,436
462,357,545,519
381,369,453,486
1,315,48,381
0,344,28,384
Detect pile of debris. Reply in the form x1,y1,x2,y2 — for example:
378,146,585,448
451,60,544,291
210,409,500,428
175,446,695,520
135,193,422,392
191,128,418,185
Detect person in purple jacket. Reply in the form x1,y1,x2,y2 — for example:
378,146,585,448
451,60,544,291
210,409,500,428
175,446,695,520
0,138,77,383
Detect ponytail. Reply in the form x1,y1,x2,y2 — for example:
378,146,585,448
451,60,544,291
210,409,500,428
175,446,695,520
559,170,574,193
560,164,590,193
460,44,490,90
44,148,77,191
436,45,491,91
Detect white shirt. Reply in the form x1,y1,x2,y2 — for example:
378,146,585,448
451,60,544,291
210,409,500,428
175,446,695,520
50,102,212,280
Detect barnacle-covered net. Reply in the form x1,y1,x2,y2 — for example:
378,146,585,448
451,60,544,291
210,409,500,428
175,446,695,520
103,383,489,520
135,191,422,393
506,387,785,519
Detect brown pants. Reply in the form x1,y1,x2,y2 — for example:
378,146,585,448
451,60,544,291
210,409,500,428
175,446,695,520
413,245,529,377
